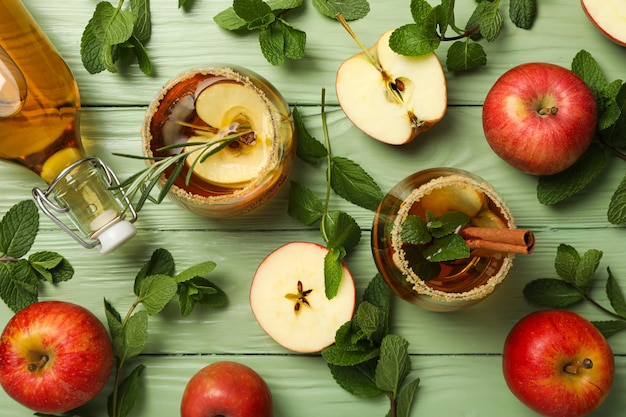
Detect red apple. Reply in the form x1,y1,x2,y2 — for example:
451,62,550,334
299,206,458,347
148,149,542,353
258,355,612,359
581,0,626,47
482,62,597,176
502,310,614,417
0,301,113,414
180,361,273,417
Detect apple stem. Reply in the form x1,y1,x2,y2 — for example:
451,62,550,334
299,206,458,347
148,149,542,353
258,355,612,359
563,358,593,375
335,13,383,72
538,107,558,116
27,355,49,372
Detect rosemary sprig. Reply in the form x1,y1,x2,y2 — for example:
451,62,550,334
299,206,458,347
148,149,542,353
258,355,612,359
113,122,253,211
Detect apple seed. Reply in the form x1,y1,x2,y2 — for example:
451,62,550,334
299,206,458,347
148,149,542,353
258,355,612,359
284,280,313,314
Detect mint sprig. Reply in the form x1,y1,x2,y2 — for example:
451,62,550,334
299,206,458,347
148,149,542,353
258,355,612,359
0,200,74,313
321,274,420,417
389,0,537,71
105,248,227,417
214,0,369,65
288,92,384,299
523,243,626,338
536,50,626,225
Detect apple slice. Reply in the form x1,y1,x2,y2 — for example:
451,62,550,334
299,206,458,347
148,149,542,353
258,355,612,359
250,242,356,353
582,0,626,46
186,81,272,187
335,22,447,145
419,184,487,217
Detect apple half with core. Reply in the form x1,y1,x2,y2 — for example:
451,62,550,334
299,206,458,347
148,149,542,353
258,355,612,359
0,301,113,414
482,62,597,176
582,0,626,47
181,361,273,417
250,242,356,353
502,310,614,417
335,16,447,145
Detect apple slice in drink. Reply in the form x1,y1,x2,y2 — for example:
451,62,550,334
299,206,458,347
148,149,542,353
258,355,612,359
250,242,356,353
186,81,272,188
335,22,447,145
581,0,626,46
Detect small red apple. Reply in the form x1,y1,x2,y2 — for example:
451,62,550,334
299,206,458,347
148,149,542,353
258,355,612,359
482,62,597,176
502,310,614,417
180,361,273,417
0,300,113,414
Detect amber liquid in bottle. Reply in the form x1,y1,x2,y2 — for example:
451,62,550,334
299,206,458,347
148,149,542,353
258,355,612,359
0,0,83,183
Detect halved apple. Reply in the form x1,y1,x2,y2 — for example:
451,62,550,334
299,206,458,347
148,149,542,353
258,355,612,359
335,29,447,145
582,0,626,46
250,242,356,353
186,81,272,187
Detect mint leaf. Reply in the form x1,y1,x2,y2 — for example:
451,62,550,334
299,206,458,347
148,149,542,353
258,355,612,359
554,243,580,283
353,301,381,340
0,261,38,312
324,247,345,299
537,144,609,205
400,215,431,245
29,251,73,284
509,0,536,29
600,83,626,147
429,211,469,238
571,49,606,99
121,310,149,361
81,19,107,74
288,181,323,225
523,278,584,307
322,344,380,366
592,320,626,338
389,23,440,57
599,79,624,130
362,274,391,336
375,334,410,396
259,23,286,65
608,171,626,224
606,267,626,318
127,35,153,75
410,0,433,21
138,274,178,315
179,277,227,315
105,298,125,357
423,234,469,262
174,261,217,283
323,210,361,250
213,8,248,30
574,248,602,291
279,18,306,60
91,2,134,45
403,245,440,281
396,377,421,417
130,0,151,42
267,0,304,9
478,2,503,42
135,248,175,296
313,0,370,21
293,107,327,164
446,40,486,71
233,0,272,22
107,363,146,417
247,13,276,30
331,156,383,211
0,199,38,258
327,361,384,398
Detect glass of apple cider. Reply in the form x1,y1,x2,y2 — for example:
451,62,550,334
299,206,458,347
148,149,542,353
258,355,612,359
372,168,518,312
141,66,295,217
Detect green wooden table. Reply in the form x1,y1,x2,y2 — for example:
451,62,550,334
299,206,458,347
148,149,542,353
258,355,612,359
2,1,626,416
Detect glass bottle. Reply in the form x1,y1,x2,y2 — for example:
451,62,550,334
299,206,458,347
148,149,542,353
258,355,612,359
0,0,137,254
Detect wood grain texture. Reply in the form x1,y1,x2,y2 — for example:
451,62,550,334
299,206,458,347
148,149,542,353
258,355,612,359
1,0,626,416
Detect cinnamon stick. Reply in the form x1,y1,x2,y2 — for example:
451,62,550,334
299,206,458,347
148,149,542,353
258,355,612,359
459,227,535,255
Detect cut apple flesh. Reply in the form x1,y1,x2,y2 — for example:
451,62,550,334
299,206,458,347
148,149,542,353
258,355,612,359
336,30,447,145
582,0,626,46
419,184,488,218
185,81,272,187
250,242,356,353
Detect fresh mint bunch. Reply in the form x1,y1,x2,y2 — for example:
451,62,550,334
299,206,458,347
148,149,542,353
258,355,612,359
536,50,626,225
105,248,227,417
523,243,626,338
322,274,420,417
288,94,384,299
214,0,370,65
389,0,537,71
0,200,74,313
400,210,470,281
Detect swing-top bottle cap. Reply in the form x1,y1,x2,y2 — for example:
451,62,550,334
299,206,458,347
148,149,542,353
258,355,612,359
90,209,137,255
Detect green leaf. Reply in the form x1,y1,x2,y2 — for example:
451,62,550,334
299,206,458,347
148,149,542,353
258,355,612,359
375,334,410,396
178,277,227,317
592,320,626,338
478,1,503,42
322,344,380,366
247,13,275,30
127,35,153,75
278,18,306,60
509,0,537,29
259,23,285,65
138,274,178,315
429,211,469,238
410,0,433,22
104,298,125,358
523,278,584,307
0,261,39,313
400,215,431,245
0,200,38,258
267,0,304,9
80,19,107,74
599,80,624,130
537,144,610,205
606,267,626,318
313,0,370,21
353,301,381,340
446,40,486,71
130,0,151,42
554,243,580,283
423,234,469,262
174,261,217,283
28,251,73,284
233,0,272,22
331,156,383,211
327,361,384,398
435,0,454,36
571,49,606,99
362,274,391,337
213,7,248,30
107,364,146,417
600,83,626,147
323,210,361,250
608,171,626,225
396,376,421,417
403,245,440,281
91,2,135,45
121,309,148,361
288,181,323,226
135,248,175,296
389,23,440,57
293,107,327,164
324,247,345,299
574,248,602,291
